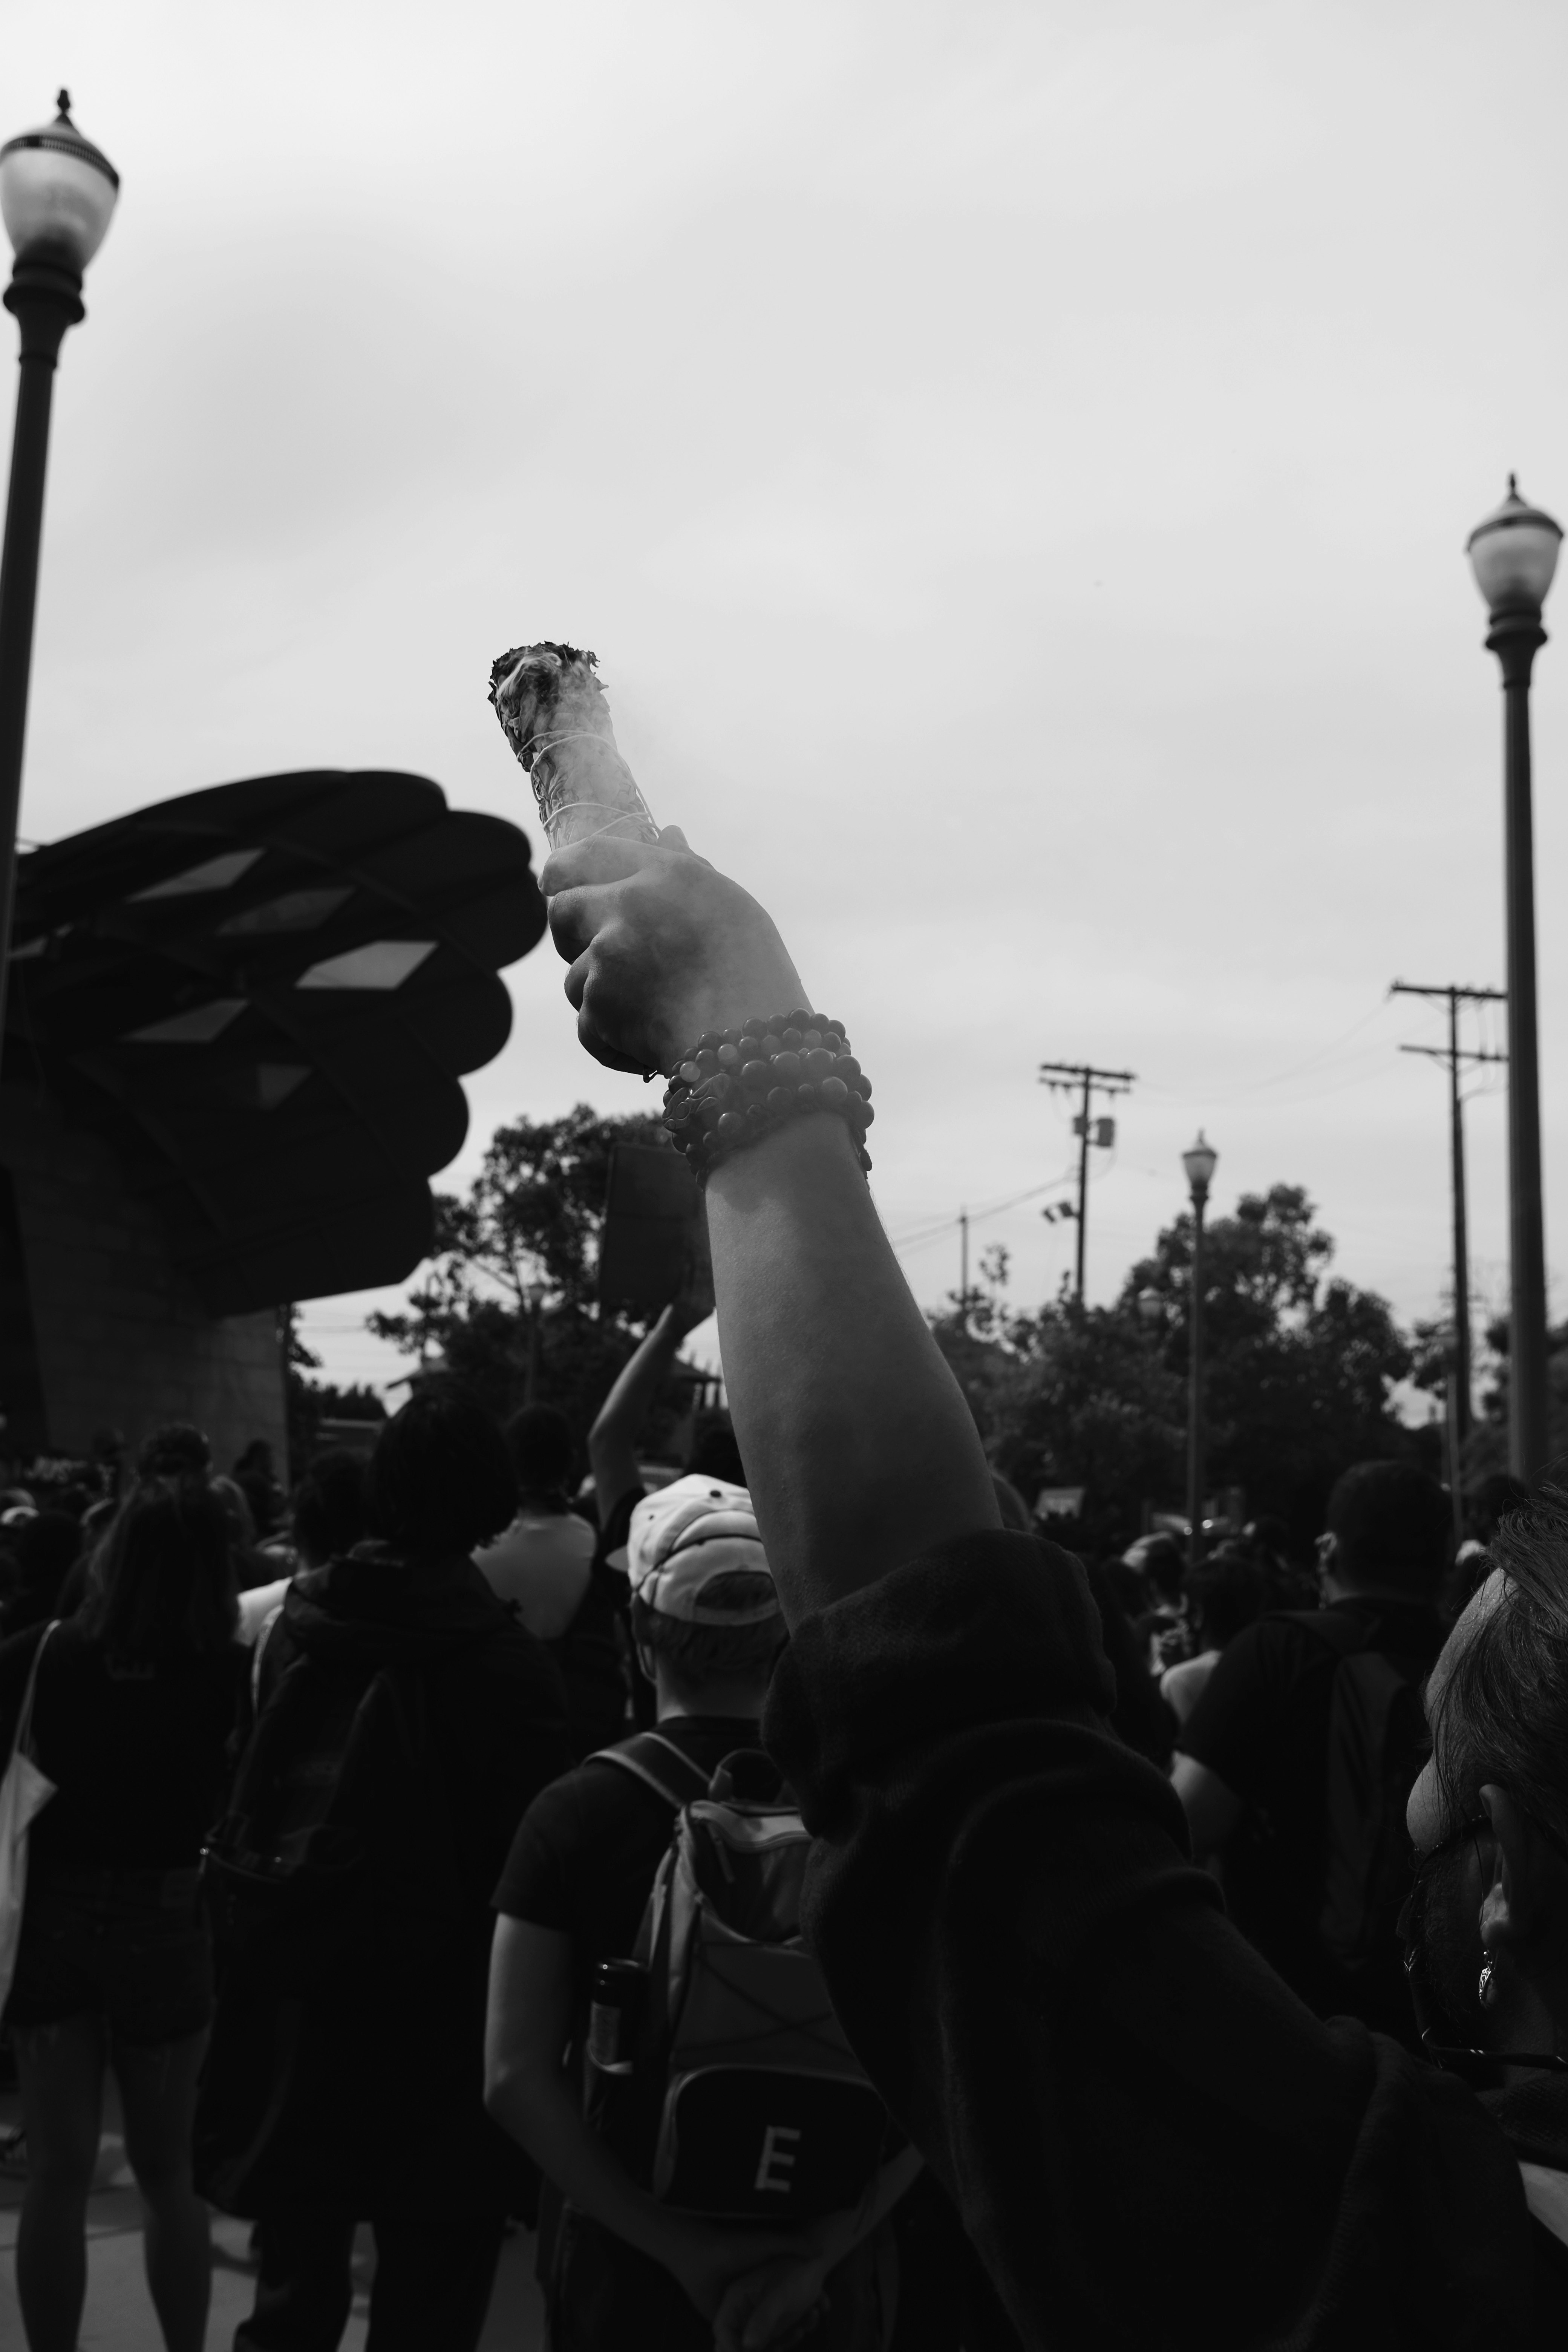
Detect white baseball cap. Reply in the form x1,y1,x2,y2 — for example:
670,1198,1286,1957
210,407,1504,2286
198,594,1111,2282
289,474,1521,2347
615,1473,779,1626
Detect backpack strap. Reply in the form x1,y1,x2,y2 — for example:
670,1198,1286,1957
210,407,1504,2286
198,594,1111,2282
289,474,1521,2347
586,1730,713,1811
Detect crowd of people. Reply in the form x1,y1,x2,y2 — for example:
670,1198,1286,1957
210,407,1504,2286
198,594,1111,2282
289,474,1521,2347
0,830,1566,2349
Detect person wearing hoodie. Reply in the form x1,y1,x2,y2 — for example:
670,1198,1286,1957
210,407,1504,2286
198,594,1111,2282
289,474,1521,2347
215,1384,573,2352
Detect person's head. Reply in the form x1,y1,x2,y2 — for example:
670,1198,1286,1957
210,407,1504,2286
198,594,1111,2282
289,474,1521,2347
1243,1514,1291,1568
136,1422,212,1485
1406,1489,1568,2062
292,1449,370,1569
1465,1471,1530,1550
504,1404,575,1506
234,1439,275,1479
76,1483,237,1662
208,1473,257,1553
686,1411,745,1488
623,1473,784,1711
1121,1532,1183,1606
1182,1549,1267,1653
366,1383,516,1560
1319,1460,1451,1600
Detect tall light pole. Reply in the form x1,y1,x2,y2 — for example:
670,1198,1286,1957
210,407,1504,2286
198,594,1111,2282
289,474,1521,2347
0,93,118,1047
1467,478,1562,1481
1182,1133,1217,1571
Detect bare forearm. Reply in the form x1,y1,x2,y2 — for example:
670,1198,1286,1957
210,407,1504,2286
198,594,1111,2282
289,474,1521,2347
488,2061,681,2269
706,1117,998,1623
590,1306,679,1511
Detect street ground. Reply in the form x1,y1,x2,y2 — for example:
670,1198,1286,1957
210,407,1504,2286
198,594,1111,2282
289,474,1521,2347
0,2084,546,2350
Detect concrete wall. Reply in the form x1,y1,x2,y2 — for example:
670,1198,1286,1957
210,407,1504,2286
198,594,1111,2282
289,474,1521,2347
0,1084,286,1470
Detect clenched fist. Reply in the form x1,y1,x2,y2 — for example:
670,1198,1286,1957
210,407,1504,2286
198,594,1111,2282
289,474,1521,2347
540,826,810,1075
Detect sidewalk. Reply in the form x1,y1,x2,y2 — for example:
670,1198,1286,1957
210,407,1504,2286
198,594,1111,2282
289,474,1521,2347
0,2087,546,2350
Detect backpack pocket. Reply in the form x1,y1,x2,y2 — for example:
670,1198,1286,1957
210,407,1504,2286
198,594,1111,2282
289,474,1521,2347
654,2066,888,2219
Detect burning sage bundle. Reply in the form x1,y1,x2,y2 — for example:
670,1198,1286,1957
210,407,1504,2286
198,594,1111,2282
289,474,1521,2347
487,641,658,852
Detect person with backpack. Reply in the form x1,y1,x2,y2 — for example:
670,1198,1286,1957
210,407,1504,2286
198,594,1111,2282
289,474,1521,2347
538,821,1568,2342
485,1474,922,2351
1170,1460,1448,2035
203,1384,573,2352
0,1481,247,2352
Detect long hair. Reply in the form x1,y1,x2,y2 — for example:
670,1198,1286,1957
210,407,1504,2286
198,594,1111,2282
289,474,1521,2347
1430,1483,1568,1853
75,1482,239,1664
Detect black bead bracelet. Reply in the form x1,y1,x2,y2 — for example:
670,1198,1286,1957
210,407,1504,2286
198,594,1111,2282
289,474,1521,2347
662,1010,874,1181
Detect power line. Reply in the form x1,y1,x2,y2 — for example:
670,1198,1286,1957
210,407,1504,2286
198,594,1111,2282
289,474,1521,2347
1390,977,1506,1509
1038,1060,1135,1302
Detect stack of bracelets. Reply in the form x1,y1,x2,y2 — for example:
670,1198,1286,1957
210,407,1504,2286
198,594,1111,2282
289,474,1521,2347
662,1011,873,1181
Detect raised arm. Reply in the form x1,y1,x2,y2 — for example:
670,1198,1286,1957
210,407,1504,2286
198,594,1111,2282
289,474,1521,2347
541,832,998,1620
588,1266,713,1523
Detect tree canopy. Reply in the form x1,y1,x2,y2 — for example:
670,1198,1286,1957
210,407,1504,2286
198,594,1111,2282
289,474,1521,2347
930,1183,1429,1554
366,1103,691,1452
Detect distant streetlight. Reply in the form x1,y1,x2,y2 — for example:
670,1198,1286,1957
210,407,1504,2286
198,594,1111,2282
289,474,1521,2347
1135,1285,1164,1328
1182,1133,1217,1570
1467,476,1563,1480
0,91,118,1043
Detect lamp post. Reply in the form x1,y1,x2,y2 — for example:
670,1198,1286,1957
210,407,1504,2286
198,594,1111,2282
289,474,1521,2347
1135,1285,1163,1331
0,92,118,1046
1467,477,1563,1481
1182,1133,1217,1571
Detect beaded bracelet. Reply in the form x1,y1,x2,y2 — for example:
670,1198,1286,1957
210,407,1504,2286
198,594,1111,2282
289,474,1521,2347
662,1011,874,1180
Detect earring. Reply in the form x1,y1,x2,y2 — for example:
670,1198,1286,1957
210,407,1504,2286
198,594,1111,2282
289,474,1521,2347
1479,1957,1498,2010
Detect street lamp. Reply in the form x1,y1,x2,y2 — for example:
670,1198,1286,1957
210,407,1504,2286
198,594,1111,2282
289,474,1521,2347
1467,475,1562,1480
1182,1133,1217,1570
1135,1285,1164,1329
0,91,118,1042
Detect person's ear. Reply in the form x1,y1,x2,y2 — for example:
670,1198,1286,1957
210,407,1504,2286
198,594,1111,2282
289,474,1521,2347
634,1640,658,1687
1478,1783,1551,1952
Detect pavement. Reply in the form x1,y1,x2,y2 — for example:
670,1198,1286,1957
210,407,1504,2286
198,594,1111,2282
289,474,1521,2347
0,2084,547,2350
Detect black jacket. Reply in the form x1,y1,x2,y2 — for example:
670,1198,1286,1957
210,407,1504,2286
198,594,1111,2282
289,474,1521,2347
213,1544,573,2205
765,1531,1553,2349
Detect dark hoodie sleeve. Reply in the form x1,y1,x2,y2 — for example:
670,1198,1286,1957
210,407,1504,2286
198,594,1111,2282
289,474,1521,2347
764,1531,1537,2349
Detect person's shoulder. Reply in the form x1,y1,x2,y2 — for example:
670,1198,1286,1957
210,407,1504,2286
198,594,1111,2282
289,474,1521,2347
1222,1608,1342,1680
516,1749,658,1860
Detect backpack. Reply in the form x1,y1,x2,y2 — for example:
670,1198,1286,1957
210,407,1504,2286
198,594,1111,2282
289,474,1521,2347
585,1732,887,2223
194,1637,467,2213
1288,1611,1431,1984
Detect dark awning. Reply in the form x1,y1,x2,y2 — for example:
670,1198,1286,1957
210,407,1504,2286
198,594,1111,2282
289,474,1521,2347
2,770,545,1314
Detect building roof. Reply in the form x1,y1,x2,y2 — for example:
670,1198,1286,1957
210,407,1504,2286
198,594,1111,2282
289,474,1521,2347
2,770,545,1314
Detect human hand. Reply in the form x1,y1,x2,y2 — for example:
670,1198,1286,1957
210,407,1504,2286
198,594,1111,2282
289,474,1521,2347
714,2252,831,2352
658,2219,815,2325
540,825,808,1075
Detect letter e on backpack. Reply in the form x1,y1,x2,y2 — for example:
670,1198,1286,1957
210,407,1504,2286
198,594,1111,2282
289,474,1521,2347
588,1741,886,2220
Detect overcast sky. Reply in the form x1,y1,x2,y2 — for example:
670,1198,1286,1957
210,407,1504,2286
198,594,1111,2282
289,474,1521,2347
8,0,1568,1399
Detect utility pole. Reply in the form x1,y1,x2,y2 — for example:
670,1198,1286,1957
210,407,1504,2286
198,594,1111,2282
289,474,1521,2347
1392,980,1507,1503
1038,1060,1136,1303
959,1207,969,1309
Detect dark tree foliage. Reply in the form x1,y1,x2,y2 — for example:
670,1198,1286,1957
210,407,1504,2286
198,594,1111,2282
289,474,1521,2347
1462,1311,1568,1482
931,1185,1427,1551
366,1103,692,1452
